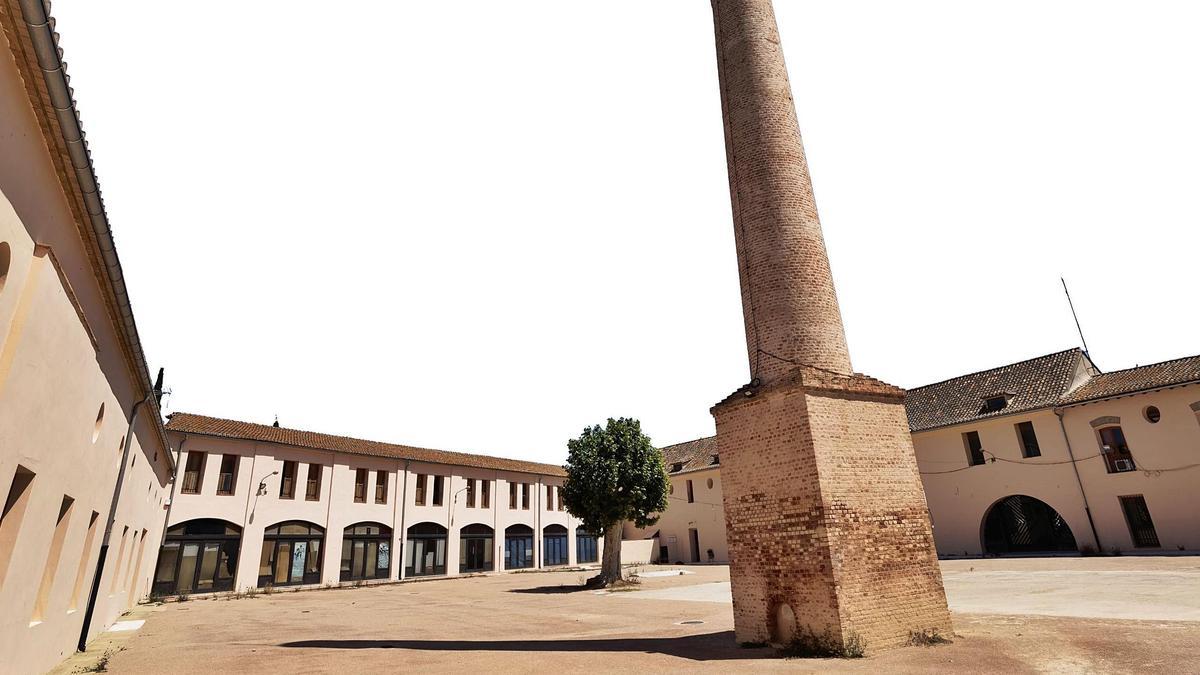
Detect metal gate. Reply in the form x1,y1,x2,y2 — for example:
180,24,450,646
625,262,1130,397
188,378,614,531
982,495,1077,554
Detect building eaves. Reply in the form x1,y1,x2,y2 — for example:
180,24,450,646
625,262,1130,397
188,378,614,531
1058,353,1200,407
659,436,719,474
166,412,567,477
905,348,1083,433
4,0,170,461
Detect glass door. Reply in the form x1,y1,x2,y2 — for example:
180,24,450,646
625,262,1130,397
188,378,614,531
177,543,200,593
505,536,533,569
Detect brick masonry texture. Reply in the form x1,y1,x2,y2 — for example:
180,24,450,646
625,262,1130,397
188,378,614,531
711,0,852,382
713,370,953,649
709,0,952,651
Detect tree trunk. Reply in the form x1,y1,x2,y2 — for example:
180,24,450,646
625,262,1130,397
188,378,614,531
596,521,624,586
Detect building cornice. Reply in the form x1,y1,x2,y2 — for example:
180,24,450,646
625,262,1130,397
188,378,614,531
2,0,169,456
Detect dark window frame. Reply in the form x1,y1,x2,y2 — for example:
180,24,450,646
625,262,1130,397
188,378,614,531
153,519,241,596
432,476,445,506
181,451,206,495
279,461,297,499
340,522,392,582
353,468,368,503
504,524,535,570
375,470,388,505
216,454,238,496
406,522,448,577
576,526,599,564
963,431,986,466
304,463,322,501
1119,495,1160,548
1015,421,1042,458
1098,426,1136,473
258,521,324,588
459,524,494,573
414,474,427,506
543,524,568,566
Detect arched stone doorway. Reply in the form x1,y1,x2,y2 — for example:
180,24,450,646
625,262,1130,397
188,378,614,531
982,495,1077,555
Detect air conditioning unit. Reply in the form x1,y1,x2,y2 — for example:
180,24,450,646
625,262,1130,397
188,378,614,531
1113,459,1135,472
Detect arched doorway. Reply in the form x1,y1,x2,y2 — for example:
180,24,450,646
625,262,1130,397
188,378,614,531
575,526,599,564
982,495,1077,555
340,522,391,582
543,524,568,566
258,521,324,587
406,522,447,577
459,524,494,573
153,519,241,596
504,524,534,569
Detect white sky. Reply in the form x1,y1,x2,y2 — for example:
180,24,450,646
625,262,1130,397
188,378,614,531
52,1,1199,463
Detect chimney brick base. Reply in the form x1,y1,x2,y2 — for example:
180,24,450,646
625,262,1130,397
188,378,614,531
712,368,953,651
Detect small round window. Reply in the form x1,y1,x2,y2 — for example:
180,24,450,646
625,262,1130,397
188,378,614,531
1144,406,1161,424
92,403,105,443
706,478,714,489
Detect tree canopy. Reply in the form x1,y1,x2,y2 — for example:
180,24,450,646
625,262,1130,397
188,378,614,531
562,417,670,535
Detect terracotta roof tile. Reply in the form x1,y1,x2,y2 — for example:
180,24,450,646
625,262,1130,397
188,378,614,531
659,436,719,474
166,413,565,477
1060,354,1200,405
904,349,1084,432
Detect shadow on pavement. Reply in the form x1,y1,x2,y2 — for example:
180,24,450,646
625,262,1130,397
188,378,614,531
507,585,590,594
278,631,769,661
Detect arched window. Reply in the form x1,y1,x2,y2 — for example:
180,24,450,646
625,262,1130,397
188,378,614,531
543,524,568,566
459,524,494,573
259,521,325,588
406,522,447,577
341,522,392,582
154,519,241,596
575,526,600,564
504,524,534,570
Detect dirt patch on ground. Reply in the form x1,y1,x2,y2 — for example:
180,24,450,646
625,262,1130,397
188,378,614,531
69,561,1200,674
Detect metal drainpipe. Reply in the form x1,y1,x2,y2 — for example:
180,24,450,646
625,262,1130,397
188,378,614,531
78,394,150,652
1055,408,1102,552
158,434,187,547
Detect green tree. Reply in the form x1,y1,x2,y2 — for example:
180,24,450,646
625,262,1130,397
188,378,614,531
562,418,669,586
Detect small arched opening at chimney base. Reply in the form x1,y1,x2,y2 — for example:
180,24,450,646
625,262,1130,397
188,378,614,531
769,598,798,646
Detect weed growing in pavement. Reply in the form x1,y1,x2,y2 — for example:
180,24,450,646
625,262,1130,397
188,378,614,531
907,628,952,647
778,629,865,659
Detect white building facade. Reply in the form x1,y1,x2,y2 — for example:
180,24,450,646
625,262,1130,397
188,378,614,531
158,413,601,596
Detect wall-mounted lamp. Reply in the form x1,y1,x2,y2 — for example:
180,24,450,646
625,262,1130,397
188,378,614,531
257,470,279,496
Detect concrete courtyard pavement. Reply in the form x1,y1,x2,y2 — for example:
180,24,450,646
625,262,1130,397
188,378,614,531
63,558,1200,674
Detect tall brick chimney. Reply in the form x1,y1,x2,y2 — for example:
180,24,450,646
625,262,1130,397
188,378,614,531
711,0,851,383
709,0,952,653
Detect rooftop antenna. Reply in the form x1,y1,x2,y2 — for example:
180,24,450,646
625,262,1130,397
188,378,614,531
1061,277,1092,358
